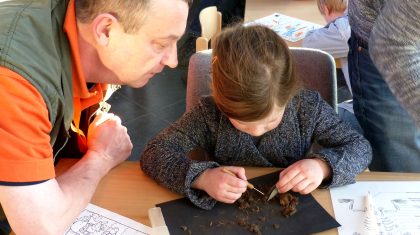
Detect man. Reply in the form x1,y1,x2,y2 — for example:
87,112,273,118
369,0,420,128
0,0,190,234
348,0,420,172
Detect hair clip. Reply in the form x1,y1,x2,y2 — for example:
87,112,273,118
212,56,218,64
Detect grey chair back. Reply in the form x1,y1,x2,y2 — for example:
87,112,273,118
186,48,337,113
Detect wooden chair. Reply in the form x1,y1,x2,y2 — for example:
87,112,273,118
195,6,222,52
186,48,338,113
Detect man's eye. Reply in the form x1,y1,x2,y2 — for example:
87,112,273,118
154,43,167,50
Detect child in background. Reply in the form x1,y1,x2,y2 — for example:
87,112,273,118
302,0,362,133
140,25,371,210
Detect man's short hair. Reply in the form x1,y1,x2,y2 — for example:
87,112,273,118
75,0,192,33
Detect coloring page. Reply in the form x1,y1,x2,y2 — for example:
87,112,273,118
330,181,420,235
246,13,322,42
65,204,152,235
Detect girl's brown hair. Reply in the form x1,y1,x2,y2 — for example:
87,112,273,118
211,24,301,121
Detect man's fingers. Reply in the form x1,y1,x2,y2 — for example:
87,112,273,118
93,112,114,126
93,112,122,126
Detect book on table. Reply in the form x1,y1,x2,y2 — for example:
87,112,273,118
246,13,322,42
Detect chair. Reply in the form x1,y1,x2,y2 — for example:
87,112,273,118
290,47,338,112
186,48,338,113
195,6,222,52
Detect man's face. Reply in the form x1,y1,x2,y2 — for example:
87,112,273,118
97,0,189,88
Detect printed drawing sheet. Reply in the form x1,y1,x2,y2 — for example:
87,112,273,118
246,13,322,42
330,181,420,235
65,203,152,235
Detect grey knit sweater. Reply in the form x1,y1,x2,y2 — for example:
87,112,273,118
140,90,372,210
349,0,420,127
369,1,420,127
348,0,385,43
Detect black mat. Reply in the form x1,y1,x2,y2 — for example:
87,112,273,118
157,171,340,235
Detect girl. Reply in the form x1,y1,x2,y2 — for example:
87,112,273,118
140,24,371,210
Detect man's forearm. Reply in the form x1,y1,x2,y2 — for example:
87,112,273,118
0,151,113,234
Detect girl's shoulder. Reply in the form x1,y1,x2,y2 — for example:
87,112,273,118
291,89,324,105
288,89,335,115
197,96,218,112
189,96,223,120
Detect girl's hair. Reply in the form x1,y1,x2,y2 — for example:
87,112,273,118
75,0,192,34
317,0,348,14
211,24,301,122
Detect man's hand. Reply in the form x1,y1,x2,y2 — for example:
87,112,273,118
192,166,248,203
87,112,133,168
0,112,133,234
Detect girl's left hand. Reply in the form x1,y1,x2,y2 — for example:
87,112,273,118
276,158,330,194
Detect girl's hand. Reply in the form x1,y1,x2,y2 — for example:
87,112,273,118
276,158,331,194
192,166,248,203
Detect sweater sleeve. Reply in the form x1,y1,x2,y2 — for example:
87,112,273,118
140,97,220,210
302,17,350,58
304,92,372,187
369,0,420,127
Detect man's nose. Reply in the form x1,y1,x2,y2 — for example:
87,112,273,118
162,44,178,68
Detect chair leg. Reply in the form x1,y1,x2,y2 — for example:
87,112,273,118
196,37,209,52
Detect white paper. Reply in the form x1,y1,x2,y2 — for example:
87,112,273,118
330,181,420,235
65,203,152,235
246,13,322,42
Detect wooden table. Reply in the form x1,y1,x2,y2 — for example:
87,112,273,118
244,0,342,68
56,159,420,235
245,0,324,25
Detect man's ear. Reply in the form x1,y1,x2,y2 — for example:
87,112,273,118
91,13,119,46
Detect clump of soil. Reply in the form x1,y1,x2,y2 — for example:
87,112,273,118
278,192,299,217
233,184,299,234
236,217,263,235
186,184,300,235
237,185,298,217
180,225,191,235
